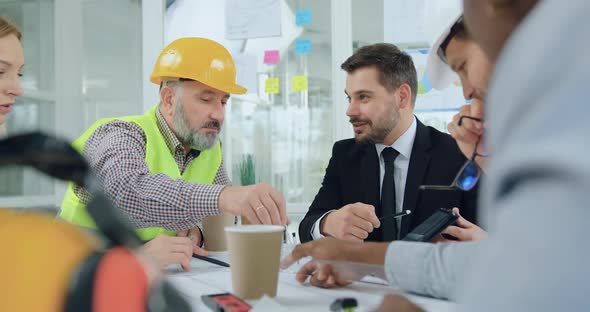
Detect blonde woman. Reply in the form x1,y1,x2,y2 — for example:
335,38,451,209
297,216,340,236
0,16,24,137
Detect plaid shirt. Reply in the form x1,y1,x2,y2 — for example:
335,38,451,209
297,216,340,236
74,108,230,231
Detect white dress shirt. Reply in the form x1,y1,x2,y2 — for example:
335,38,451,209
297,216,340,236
311,117,417,239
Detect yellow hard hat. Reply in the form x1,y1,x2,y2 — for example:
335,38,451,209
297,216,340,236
0,210,97,311
150,37,247,95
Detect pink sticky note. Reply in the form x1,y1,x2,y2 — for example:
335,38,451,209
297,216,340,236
263,50,280,65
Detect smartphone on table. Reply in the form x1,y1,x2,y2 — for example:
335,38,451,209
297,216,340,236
202,292,251,312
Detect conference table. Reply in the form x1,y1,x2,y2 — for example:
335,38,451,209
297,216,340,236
166,248,455,312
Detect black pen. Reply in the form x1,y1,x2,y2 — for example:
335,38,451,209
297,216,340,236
379,210,412,221
192,254,230,268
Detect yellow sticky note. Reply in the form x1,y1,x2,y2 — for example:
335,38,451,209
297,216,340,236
264,77,280,94
291,75,308,92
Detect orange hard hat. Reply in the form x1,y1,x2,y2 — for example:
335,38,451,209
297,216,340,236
150,37,247,94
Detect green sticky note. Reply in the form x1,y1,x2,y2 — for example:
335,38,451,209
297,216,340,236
265,77,280,94
291,75,308,92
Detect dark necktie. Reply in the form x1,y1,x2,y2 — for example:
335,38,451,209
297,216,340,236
381,147,399,241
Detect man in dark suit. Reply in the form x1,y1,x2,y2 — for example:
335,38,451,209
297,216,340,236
299,43,478,243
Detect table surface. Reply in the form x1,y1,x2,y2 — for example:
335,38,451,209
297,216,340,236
166,250,455,312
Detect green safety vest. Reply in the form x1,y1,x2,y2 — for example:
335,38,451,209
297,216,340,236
59,105,222,241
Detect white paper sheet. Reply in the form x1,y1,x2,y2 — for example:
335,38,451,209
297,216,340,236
233,53,258,94
384,0,428,44
226,0,282,40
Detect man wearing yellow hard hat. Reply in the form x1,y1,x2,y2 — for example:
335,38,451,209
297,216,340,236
59,37,289,271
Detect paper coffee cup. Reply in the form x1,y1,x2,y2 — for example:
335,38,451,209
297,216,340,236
240,216,250,225
225,225,284,299
202,213,236,251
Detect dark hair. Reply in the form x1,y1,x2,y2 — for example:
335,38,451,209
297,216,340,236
341,43,417,105
440,17,469,58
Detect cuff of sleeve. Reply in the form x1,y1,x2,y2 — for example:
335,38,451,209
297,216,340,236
384,241,430,292
190,184,226,221
311,210,335,240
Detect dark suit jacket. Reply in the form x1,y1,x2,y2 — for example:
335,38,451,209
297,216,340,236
299,118,479,242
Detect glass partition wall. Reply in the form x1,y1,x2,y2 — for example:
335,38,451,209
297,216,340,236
166,0,346,239
0,0,143,208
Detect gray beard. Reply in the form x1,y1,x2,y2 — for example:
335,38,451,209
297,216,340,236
171,100,219,151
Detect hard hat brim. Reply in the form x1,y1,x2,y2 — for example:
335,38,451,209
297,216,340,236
197,78,248,95
425,13,462,91
150,75,248,95
223,83,248,95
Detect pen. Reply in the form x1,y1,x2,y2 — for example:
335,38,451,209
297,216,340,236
379,210,411,221
192,254,230,268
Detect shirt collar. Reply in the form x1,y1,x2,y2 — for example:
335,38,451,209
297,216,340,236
375,116,417,160
155,107,187,155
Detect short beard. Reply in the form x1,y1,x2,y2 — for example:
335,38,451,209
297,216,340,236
352,105,400,144
171,99,220,151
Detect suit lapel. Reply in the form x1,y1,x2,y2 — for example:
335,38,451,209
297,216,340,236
400,118,432,238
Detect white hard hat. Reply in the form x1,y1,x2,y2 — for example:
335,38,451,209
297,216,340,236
425,9,463,90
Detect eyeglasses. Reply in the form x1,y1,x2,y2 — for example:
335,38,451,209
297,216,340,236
420,116,485,192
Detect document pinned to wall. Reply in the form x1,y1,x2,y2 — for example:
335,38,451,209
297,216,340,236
265,77,280,94
233,53,258,94
385,0,462,46
226,0,282,40
291,75,308,92
407,49,465,133
407,49,464,111
384,0,428,45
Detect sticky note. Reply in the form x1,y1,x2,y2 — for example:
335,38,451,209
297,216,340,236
263,50,280,65
295,39,311,55
291,75,308,92
265,77,280,94
296,10,312,26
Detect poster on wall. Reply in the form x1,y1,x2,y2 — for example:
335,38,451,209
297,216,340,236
384,0,429,45
233,53,258,93
226,0,282,40
384,0,462,46
406,49,466,133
